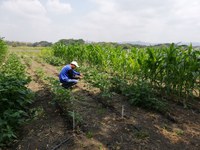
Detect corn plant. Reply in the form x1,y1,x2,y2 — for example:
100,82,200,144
41,42,200,108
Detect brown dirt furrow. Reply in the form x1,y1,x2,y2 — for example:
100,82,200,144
13,55,200,150
11,58,73,150
70,78,200,150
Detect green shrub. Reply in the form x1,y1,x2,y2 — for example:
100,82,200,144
124,80,168,113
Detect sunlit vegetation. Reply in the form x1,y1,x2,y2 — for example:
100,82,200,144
41,42,200,110
0,39,33,147
0,37,7,64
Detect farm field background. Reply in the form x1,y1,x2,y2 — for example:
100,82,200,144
0,38,200,149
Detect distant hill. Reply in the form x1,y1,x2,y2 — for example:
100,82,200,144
182,42,200,47
121,41,152,46
121,41,200,47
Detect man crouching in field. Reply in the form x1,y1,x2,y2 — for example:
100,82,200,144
59,61,82,89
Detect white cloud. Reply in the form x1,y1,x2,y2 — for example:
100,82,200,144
0,0,49,22
173,0,200,22
46,0,72,14
75,0,200,42
0,0,52,41
0,0,200,42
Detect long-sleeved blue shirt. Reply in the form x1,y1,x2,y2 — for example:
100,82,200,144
59,64,80,83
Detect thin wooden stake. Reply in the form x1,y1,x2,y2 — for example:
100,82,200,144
122,105,124,118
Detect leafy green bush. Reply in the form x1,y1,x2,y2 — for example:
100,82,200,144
124,80,168,113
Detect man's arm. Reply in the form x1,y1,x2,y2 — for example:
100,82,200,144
72,70,80,75
72,70,83,79
67,69,82,79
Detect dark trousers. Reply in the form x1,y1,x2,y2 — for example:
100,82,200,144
61,79,78,89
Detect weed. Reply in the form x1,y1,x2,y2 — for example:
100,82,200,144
86,131,93,139
68,111,83,125
35,68,45,78
99,144,103,150
135,130,149,140
30,107,45,120
174,129,184,136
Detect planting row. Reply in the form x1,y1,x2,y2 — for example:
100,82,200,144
40,42,200,110
0,46,32,147
0,38,7,64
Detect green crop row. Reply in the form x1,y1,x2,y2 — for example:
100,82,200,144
40,42,200,108
0,38,8,64
137,44,200,105
0,53,32,147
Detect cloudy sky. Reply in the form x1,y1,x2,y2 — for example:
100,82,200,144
0,0,200,43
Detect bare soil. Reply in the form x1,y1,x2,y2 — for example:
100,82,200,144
8,54,200,150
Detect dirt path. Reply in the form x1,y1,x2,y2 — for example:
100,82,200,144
11,54,200,150
71,82,200,150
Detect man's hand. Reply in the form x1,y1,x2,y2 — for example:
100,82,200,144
79,74,83,79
